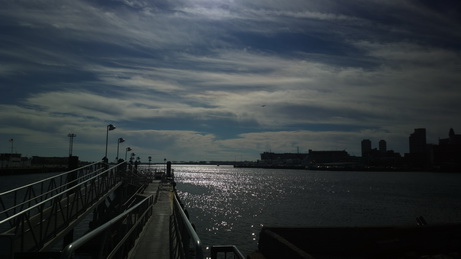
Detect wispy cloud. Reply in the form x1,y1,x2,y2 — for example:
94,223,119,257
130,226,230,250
1,0,460,160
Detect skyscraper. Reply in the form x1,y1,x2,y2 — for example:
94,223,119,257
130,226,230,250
361,139,372,157
409,128,426,154
379,140,387,152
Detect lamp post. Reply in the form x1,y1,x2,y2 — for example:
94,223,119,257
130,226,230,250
130,153,136,166
125,147,132,161
116,137,125,161
9,139,14,153
130,153,136,172
104,124,116,162
68,133,76,156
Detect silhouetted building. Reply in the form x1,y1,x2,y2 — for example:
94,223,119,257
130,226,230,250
1,153,23,168
439,128,461,146
379,140,387,152
360,138,402,168
409,128,426,154
31,156,70,167
406,128,433,170
361,139,372,157
308,150,350,164
260,152,308,165
260,152,308,161
433,128,461,170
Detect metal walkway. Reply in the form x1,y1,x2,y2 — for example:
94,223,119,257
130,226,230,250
0,161,244,259
0,161,130,256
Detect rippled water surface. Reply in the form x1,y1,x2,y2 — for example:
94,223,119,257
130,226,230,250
173,165,461,256
1,167,460,256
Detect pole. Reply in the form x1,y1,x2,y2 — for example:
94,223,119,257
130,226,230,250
68,133,76,156
105,127,109,158
117,141,119,161
104,124,115,161
117,138,125,161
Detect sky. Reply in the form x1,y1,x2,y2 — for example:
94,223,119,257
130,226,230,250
1,0,461,163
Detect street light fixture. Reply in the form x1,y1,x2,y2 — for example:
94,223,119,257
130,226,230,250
116,137,125,161
104,124,116,162
130,153,136,164
125,147,132,161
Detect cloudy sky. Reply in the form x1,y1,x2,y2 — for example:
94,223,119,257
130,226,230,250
1,0,460,162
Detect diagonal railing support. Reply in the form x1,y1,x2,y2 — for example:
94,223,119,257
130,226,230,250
0,161,126,255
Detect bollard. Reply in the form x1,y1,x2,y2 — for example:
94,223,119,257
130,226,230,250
166,161,172,177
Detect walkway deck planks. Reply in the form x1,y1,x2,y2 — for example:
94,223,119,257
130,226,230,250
130,181,173,259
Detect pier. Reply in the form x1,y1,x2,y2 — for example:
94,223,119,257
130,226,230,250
0,161,243,259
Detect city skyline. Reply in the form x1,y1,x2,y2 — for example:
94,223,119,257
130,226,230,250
3,127,459,163
1,1,461,162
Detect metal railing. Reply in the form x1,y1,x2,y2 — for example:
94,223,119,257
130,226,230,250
171,191,244,259
60,195,154,259
171,193,204,259
0,161,125,253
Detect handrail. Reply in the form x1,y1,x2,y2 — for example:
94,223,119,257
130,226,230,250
0,161,105,222
173,192,245,259
0,161,127,254
60,195,153,259
0,161,100,196
11,167,104,207
173,194,204,259
0,162,121,224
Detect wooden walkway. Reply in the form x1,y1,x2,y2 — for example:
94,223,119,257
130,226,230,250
129,180,174,258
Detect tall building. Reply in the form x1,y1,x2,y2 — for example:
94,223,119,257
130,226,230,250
409,128,426,154
439,128,461,145
434,128,461,170
379,140,387,152
361,139,372,157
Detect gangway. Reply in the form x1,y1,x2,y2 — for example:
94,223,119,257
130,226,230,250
0,161,245,259
0,161,130,257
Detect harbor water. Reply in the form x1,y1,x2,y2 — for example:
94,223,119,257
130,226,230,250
2,166,461,256
173,165,461,256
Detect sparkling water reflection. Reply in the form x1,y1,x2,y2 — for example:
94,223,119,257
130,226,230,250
174,165,461,256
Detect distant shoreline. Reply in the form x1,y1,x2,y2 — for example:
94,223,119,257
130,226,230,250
233,164,461,173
